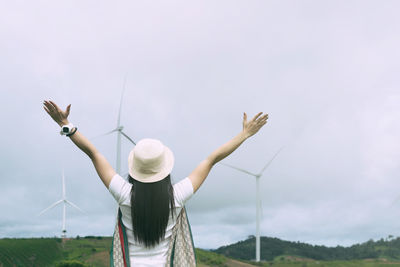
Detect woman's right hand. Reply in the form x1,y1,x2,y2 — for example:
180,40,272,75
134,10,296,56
242,112,268,138
43,100,71,127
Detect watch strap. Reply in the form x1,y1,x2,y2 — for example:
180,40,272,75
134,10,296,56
66,127,78,137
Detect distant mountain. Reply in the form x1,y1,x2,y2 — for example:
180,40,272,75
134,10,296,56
213,235,400,261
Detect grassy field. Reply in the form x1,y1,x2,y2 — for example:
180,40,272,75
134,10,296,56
1,237,400,267
0,238,62,266
242,255,400,267
253,260,400,267
0,237,112,267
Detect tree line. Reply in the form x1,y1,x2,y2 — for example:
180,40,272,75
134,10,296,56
213,235,400,261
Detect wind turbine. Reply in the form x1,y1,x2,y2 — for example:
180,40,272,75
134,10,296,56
95,76,136,174
38,169,84,238
220,146,284,262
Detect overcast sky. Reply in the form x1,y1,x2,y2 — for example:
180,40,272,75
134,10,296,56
1,0,400,250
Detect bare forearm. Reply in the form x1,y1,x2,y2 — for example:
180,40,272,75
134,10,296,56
60,123,115,187
189,131,248,192
188,112,267,193
43,101,115,187
207,131,248,165
55,118,98,158
68,130,98,159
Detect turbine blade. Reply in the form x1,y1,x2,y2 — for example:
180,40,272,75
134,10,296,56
120,131,136,145
259,146,284,175
65,200,85,213
90,128,118,140
38,199,63,216
219,162,257,177
117,74,128,127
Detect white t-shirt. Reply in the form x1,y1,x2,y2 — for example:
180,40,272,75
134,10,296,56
108,174,194,267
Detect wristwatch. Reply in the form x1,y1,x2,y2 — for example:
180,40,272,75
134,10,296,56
60,123,74,135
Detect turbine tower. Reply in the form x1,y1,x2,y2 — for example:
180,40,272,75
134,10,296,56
96,76,136,174
38,169,84,238
220,147,284,262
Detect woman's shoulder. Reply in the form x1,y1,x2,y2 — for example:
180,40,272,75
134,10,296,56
108,174,132,205
173,177,194,206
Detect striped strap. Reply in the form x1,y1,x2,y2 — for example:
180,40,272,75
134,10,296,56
110,209,130,267
166,207,197,267
110,207,196,267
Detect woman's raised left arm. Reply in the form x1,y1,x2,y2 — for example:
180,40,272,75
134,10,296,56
43,100,116,188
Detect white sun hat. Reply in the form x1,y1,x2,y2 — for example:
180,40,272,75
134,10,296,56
128,138,174,183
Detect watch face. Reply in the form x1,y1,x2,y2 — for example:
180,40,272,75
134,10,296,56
62,127,69,133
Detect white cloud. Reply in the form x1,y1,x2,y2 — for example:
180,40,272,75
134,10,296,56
1,0,400,250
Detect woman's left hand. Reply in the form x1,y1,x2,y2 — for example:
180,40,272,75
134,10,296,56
43,100,71,127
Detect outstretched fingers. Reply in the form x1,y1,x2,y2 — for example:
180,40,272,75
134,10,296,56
49,100,61,112
242,111,269,138
43,101,55,112
251,112,263,122
254,113,268,133
257,113,268,124
43,105,50,114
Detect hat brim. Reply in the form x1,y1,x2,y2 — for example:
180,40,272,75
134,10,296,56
128,145,174,183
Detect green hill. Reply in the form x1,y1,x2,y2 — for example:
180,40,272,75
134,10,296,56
0,236,234,267
213,235,400,262
2,236,400,267
0,236,111,267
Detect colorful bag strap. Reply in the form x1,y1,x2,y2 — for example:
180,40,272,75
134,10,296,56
110,208,130,267
110,206,196,267
166,207,197,267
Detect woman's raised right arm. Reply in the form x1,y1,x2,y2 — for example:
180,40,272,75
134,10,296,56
43,100,116,188
188,112,268,193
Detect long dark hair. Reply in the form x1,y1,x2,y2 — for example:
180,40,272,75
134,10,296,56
128,174,176,248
